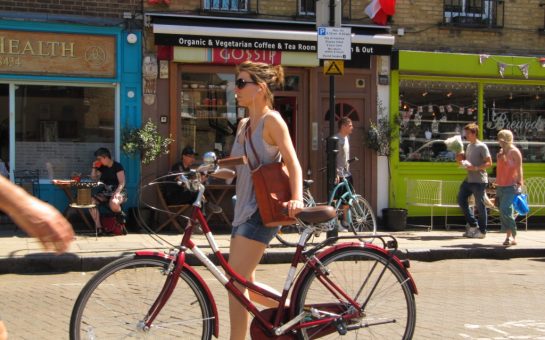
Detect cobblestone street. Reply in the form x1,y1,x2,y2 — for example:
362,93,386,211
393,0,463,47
1,257,545,339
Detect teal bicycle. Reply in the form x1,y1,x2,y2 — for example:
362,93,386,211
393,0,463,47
276,158,377,246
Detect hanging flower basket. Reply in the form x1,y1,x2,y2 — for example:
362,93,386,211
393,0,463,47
122,119,173,165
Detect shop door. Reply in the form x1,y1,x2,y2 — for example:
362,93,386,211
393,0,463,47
318,96,373,206
274,96,297,147
0,84,8,176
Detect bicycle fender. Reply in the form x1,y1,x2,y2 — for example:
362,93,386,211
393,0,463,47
135,251,220,337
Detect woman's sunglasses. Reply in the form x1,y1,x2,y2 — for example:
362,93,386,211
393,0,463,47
235,78,257,89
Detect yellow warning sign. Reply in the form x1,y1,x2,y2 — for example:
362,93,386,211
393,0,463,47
324,60,344,75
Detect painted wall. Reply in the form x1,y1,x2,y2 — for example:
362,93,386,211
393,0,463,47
391,50,545,218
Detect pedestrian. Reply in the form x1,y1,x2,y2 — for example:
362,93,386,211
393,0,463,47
335,116,354,230
456,122,492,238
0,175,74,340
163,146,198,205
495,129,523,246
89,147,127,234
228,60,303,340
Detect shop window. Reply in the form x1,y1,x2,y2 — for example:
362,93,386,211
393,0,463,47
443,0,504,28
14,85,115,179
203,0,248,11
299,0,316,16
483,84,545,163
181,72,238,159
399,80,477,162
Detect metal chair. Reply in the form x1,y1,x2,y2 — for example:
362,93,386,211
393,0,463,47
521,177,545,230
13,169,40,198
406,179,442,231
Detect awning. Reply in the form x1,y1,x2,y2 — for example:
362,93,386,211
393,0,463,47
149,14,394,67
153,23,395,47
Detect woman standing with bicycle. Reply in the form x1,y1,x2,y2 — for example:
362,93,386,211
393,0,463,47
229,61,303,340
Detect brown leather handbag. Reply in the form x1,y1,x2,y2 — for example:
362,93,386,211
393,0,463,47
244,124,296,227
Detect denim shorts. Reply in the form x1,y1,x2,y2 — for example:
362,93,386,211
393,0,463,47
231,210,280,245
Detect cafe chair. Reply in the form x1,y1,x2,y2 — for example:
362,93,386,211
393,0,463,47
155,185,192,233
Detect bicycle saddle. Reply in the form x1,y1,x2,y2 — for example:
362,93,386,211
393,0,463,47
296,206,336,224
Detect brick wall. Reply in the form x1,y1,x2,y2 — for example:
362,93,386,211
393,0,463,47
0,0,140,19
393,0,545,55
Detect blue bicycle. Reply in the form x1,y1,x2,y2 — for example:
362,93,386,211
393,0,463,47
276,158,377,246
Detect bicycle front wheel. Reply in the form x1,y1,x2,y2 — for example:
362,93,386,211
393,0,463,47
295,248,416,339
348,195,377,234
70,255,214,340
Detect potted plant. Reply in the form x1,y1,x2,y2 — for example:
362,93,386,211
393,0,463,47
365,102,406,231
122,119,173,232
122,119,173,165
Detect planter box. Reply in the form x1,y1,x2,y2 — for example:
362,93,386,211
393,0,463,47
382,208,407,231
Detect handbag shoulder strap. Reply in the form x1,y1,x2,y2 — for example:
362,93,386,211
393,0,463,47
244,123,261,171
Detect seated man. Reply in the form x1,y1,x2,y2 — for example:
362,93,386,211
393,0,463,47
90,147,127,235
163,146,198,205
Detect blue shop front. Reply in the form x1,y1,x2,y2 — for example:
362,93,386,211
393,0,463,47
0,19,142,217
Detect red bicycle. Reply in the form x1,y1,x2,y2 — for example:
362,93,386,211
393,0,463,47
70,156,417,339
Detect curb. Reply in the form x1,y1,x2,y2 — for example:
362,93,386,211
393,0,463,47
2,246,545,274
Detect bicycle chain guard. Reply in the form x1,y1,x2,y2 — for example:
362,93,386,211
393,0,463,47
249,308,295,339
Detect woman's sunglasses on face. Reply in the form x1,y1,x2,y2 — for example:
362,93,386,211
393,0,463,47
235,78,257,89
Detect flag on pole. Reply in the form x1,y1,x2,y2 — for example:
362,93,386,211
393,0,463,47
364,0,396,25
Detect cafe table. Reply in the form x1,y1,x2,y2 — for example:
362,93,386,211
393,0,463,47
52,179,96,230
204,183,235,226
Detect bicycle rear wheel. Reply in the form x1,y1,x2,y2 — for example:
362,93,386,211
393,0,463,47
70,255,214,340
348,195,377,234
294,248,416,339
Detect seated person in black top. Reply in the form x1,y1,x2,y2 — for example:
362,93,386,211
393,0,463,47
163,146,199,205
89,147,127,233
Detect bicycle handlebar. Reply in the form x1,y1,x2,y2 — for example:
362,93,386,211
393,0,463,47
317,157,359,173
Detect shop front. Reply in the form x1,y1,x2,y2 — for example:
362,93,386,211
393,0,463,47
0,19,142,212
148,14,394,208
390,50,545,218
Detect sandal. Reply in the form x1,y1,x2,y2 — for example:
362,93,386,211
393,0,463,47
510,240,517,246
503,239,510,246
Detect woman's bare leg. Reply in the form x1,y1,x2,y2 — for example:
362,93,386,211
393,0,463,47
228,235,267,340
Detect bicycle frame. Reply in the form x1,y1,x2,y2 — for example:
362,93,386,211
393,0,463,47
328,177,356,210
135,181,416,338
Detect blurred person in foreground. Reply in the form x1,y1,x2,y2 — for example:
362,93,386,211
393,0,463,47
0,175,74,340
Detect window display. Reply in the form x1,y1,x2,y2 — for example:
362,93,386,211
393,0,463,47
180,72,238,159
399,80,477,162
483,84,545,163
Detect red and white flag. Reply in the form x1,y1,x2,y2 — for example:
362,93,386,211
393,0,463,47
364,0,396,25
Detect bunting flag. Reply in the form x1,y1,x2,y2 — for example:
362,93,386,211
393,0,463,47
364,0,396,25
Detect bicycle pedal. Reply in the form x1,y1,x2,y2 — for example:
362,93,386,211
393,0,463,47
334,318,347,335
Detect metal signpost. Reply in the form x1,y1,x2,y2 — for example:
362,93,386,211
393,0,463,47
316,0,351,238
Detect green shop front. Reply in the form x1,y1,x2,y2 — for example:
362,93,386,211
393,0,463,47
389,50,545,226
